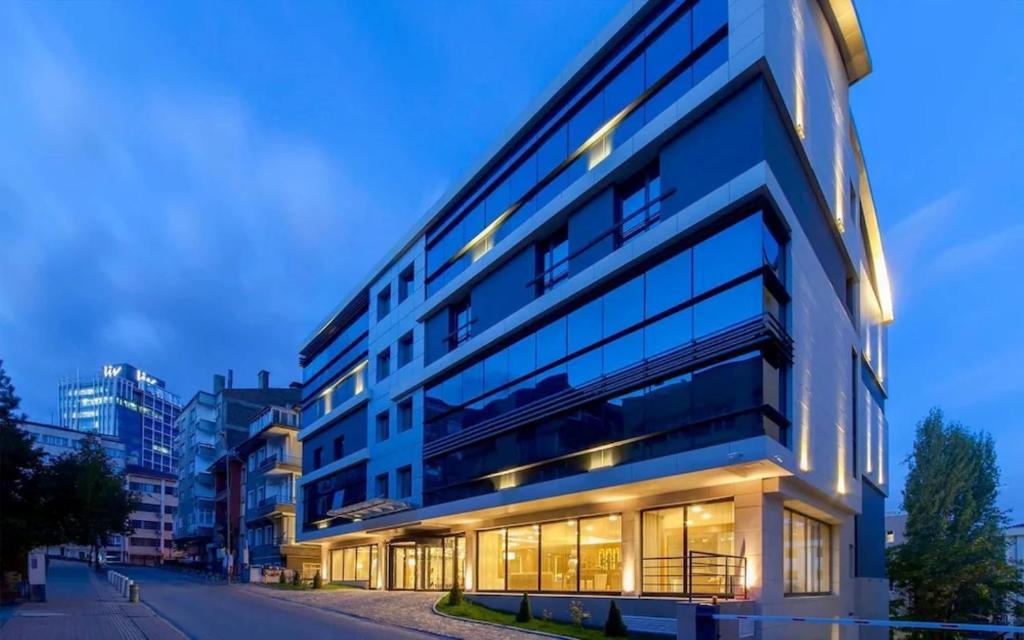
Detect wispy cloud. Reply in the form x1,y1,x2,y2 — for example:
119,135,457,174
0,3,392,413
928,221,1024,277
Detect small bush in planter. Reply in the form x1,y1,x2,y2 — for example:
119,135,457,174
291,570,301,587
278,571,286,585
516,593,532,623
313,571,322,589
604,601,628,637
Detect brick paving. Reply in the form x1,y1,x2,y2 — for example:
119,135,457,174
0,560,184,640
242,585,556,640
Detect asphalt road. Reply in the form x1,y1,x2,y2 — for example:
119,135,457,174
117,567,433,640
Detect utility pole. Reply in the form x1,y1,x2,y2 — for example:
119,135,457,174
224,428,231,581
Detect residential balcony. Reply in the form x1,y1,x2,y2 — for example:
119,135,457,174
248,406,300,438
246,496,296,523
255,453,301,476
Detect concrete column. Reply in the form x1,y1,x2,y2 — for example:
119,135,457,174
733,483,766,601
619,508,639,595
463,528,476,592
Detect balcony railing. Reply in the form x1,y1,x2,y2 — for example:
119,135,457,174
249,406,300,437
641,551,747,600
255,453,301,473
246,495,296,522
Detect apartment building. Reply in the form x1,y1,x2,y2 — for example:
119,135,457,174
174,371,300,570
17,420,177,564
296,0,892,634
237,405,321,576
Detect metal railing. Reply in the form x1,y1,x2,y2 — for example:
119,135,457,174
256,453,301,472
249,406,301,436
641,551,747,600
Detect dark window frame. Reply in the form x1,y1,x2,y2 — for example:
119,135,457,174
398,264,415,303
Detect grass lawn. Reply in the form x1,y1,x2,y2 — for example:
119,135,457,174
436,596,620,640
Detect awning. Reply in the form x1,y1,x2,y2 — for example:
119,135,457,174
327,497,412,521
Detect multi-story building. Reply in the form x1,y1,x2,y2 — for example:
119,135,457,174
123,469,178,565
237,405,321,575
173,370,300,570
58,363,181,474
16,420,177,564
296,0,892,634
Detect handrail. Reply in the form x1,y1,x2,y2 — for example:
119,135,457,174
640,550,746,600
526,187,677,291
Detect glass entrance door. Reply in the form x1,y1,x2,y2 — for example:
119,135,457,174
388,535,464,590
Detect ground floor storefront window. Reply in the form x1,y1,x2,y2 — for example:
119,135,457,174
641,500,737,595
477,514,621,592
330,544,379,588
784,509,830,595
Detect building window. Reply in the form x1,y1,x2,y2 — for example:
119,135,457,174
641,500,735,594
448,299,473,350
330,545,379,588
397,398,413,433
375,473,389,499
312,447,323,470
885,530,895,544
398,264,415,303
333,436,345,461
616,165,661,243
377,285,391,321
375,410,390,442
784,509,832,595
396,465,412,499
477,514,622,593
398,331,414,367
537,227,569,294
376,349,391,382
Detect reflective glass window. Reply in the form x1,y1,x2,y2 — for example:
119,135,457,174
536,317,567,368
537,125,568,177
694,215,762,294
645,250,692,318
645,10,692,88
693,278,761,338
568,298,603,354
568,94,604,153
604,55,644,119
603,275,644,336
693,0,728,47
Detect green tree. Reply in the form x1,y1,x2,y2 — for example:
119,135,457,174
888,409,1023,635
0,360,48,597
47,436,138,567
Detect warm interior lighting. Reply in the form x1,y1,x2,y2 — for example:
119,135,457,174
455,210,512,264
588,448,615,471
586,134,612,169
496,473,517,490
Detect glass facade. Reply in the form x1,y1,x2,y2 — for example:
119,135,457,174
58,363,181,473
302,462,368,528
330,544,379,588
784,509,831,595
641,500,734,594
477,514,622,593
423,212,788,505
424,0,729,298
389,536,464,591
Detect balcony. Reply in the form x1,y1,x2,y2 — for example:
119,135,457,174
246,496,295,523
255,453,301,476
249,406,300,438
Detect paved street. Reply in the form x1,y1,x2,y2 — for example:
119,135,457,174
115,566,435,640
0,560,182,640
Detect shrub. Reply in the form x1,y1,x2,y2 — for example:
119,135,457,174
291,570,301,587
313,571,322,589
516,593,532,623
278,571,286,585
447,582,464,606
603,601,628,637
568,600,590,628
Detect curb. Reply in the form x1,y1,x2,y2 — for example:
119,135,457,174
430,596,574,640
242,584,459,640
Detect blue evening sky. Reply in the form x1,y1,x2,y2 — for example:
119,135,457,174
1,2,1022,515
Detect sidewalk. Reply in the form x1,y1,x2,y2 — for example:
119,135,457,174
0,560,184,640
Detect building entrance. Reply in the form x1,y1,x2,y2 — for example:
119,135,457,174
388,535,464,591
